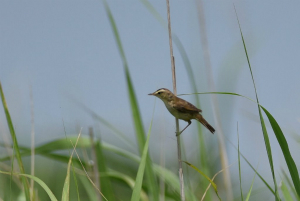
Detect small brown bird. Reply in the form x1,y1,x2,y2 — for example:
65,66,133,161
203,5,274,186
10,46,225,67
148,88,215,135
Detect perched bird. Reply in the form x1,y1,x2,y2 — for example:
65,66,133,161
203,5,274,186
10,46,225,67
148,88,215,135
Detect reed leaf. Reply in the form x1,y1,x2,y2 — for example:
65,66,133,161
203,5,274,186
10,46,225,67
0,81,30,201
262,107,300,197
95,140,115,201
183,161,221,200
131,119,152,201
102,1,158,199
244,172,256,201
281,180,294,201
0,170,58,201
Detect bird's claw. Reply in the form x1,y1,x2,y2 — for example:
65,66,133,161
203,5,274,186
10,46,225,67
175,131,182,136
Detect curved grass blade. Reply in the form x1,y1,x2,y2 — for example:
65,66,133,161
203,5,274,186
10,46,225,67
261,107,300,197
0,170,58,201
245,171,257,201
234,6,280,200
102,142,198,200
61,132,82,201
102,1,158,199
104,171,149,201
237,122,244,201
131,119,152,201
181,91,300,197
240,149,275,195
282,170,300,200
183,161,221,200
70,138,108,201
103,141,195,200
0,81,30,201
61,151,72,201
78,175,98,201
95,140,115,201
1,135,194,200
281,180,294,201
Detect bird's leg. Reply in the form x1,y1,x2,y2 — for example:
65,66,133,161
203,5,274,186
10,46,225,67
176,121,192,136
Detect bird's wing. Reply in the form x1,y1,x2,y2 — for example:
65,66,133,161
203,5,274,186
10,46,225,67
173,98,202,113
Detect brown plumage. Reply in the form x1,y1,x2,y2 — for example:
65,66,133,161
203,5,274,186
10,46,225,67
148,88,215,135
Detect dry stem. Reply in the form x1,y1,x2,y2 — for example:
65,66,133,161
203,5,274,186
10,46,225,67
166,0,185,200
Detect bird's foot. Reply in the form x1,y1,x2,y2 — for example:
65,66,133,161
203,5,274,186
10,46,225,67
175,131,182,136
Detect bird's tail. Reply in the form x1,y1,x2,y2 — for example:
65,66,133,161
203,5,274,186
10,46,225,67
195,114,215,134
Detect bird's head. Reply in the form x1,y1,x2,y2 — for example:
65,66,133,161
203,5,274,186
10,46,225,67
148,88,174,101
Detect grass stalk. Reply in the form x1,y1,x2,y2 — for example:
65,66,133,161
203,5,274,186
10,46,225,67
237,122,244,201
0,81,31,201
89,127,102,201
196,1,233,200
102,1,159,199
165,0,185,200
30,86,36,200
234,6,281,200
95,136,115,200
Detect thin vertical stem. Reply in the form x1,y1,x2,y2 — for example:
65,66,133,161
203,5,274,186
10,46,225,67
196,1,233,200
30,86,35,200
89,127,102,201
166,0,185,200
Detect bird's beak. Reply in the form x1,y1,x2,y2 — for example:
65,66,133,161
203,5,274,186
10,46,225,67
148,93,154,96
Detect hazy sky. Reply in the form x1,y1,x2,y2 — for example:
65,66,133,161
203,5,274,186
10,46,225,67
0,2,300,198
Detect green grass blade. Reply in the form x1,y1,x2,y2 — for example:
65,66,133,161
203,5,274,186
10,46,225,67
61,132,83,201
98,141,198,200
2,135,195,200
0,81,31,201
178,92,256,103
95,140,115,201
103,1,158,199
180,92,278,195
281,180,294,201
0,137,92,166
104,171,149,201
183,161,221,200
237,123,244,201
131,120,152,201
61,152,72,201
78,175,97,201
139,0,166,26
282,170,300,200
245,171,256,201
240,149,275,195
99,141,198,200
0,137,133,165
0,170,58,201
234,7,280,200
261,107,300,197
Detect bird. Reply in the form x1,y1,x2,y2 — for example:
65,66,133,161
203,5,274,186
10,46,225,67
148,88,215,135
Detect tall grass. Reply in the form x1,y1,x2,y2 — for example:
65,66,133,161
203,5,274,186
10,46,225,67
102,1,159,200
0,82,31,201
0,2,299,201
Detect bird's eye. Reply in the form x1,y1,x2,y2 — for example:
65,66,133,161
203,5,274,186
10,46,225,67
157,92,161,94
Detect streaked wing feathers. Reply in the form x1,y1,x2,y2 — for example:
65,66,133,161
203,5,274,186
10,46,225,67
173,97,202,113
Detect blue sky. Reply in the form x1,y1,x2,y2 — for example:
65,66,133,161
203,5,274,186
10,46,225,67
0,1,300,198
